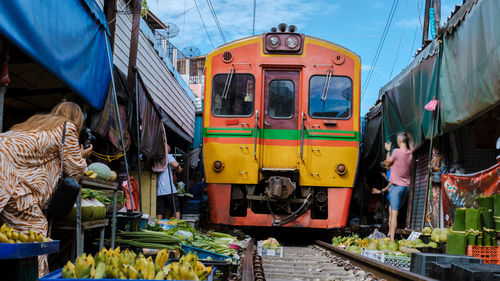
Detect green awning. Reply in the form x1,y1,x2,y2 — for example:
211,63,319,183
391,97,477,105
438,0,500,131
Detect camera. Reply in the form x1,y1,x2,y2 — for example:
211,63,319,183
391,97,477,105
80,128,96,149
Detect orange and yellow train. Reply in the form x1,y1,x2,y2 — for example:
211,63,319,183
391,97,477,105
203,24,360,229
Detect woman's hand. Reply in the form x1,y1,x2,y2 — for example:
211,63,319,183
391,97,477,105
384,142,392,152
81,144,93,158
372,188,381,194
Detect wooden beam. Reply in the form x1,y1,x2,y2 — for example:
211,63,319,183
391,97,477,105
127,0,141,91
422,0,431,46
104,0,118,52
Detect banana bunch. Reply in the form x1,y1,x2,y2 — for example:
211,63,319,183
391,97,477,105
166,252,212,281
61,248,212,280
0,224,52,243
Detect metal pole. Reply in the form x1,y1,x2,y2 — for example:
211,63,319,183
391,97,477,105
422,109,436,230
252,0,256,35
104,35,135,212
134,69,143,213
422,0,431,45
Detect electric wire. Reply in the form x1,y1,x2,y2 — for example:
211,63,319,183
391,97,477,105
361,0,400,99
361,0,399,98
407,0,423,64
194,0,215,48
389,0,408,79
205,0,226,42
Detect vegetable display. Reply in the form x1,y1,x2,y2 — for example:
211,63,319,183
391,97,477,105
0,224,52,243
61,247,212,280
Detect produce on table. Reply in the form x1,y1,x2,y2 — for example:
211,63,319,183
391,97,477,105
0,224,52,243
166,252,213,280
446,231,467,255
147,219,238,257
86,163,112,180
261,237,280,249
114,230,181,250
453,208,466,232
65,197,106,222
495,194,500,231
109,171,118,182
465,208,481,245
61,247,212,280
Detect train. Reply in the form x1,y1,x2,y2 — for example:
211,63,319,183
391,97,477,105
202,23,361,229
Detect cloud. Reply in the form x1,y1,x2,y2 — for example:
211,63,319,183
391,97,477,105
361,64,373,71
395,17,421,29
149,0,339,54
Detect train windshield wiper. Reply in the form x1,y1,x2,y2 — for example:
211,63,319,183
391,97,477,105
221,68,235,99
320,70,332,102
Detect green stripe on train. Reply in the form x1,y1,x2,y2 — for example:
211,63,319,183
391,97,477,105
203,128,360,141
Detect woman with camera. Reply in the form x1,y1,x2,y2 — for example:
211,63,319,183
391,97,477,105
0,102,92,276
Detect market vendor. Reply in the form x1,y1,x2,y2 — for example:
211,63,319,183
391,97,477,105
157,145,182,220
385,132,413,240
0,102,92,277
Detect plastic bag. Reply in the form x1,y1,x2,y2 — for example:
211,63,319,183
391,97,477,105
367,229,387,239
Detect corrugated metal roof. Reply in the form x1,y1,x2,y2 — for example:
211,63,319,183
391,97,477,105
443,0,479,35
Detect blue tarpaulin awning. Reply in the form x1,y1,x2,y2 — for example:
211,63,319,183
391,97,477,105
0,0,112,109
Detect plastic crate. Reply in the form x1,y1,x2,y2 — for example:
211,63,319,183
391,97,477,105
169,259,236,281
430,262,452,281
0,256,38,281
452,263,500,281
257,241,283,257
361,248,385,263
384,254,411,270
410,252,482,276
112,212,142,232
41,267,215,280
467,246,500,265
181,244,236,262
181,200,201,214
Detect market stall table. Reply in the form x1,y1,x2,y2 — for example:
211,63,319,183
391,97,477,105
0,241,59,281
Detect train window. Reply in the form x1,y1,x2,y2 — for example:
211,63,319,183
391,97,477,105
212,74,255,116
268,80,294,119
309,75,352,119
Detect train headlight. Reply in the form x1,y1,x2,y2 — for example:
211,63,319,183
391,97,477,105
285,36,299,49
213,160,224,172
336,164,347,176
269,36,280,48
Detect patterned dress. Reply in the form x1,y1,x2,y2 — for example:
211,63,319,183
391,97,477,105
0,122,86,276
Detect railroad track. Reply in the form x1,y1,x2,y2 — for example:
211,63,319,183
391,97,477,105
238,239,436,281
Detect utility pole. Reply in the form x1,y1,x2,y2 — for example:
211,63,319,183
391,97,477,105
433,0,441,35
422,0,431,46
105,0,118,52
252,0,256,35
128,0,141,91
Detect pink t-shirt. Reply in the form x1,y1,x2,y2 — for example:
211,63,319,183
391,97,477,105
389,148,413,186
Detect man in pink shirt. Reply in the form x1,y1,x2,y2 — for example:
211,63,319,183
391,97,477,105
385,132,413,240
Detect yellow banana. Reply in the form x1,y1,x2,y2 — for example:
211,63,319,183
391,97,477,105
113,246,121,256
147,260,156,279
62,261,76,279
154,270,166,280
155,249,168,268
0,233,8,243
0,224,7,233
128,265,138,279
94,262,106,279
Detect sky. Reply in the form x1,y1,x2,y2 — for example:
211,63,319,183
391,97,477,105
147,0,462,115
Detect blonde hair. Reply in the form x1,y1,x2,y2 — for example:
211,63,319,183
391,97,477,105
11,102,84,133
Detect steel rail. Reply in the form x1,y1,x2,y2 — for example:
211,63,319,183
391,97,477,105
241,238,256,281
315,240,437,281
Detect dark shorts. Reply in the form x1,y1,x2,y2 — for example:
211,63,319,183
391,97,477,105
388,184,409,211
157,194,180,216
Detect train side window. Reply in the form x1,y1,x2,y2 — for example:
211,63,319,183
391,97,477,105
212,73,255,116
309,75,352,119
269,79,294,119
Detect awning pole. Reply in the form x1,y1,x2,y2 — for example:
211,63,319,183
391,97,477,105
134,68,143,213
104,35,135,212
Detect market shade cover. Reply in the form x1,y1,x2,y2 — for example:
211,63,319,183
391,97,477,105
0,0,111,109
438,0,500,131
